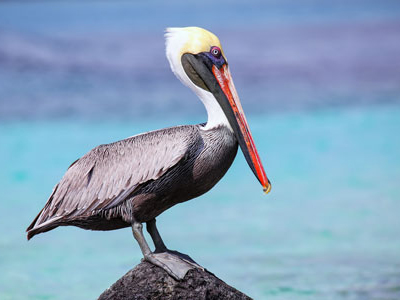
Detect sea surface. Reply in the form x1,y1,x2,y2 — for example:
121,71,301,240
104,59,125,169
1,1,400,299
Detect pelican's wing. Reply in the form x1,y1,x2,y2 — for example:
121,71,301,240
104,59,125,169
27,125,198,231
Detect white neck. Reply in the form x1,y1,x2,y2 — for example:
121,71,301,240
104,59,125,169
192,86,232,131
165,28,232,131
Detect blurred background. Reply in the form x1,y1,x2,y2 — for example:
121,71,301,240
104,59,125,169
1,0,400,299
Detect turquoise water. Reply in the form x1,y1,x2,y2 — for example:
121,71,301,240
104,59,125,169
1,0,400,299
1,105,400,299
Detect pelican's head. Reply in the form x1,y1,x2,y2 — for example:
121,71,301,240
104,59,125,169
165,27,271,194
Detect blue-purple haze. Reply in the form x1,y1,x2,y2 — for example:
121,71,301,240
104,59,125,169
1,1,400,300
0,0,399,120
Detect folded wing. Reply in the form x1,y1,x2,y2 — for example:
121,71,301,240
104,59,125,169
27,125,197,236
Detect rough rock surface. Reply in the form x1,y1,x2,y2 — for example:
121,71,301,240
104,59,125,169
98,260,252,300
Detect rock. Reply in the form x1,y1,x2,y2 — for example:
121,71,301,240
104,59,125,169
98,260,252,300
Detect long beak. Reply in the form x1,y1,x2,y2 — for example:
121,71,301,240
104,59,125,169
212,64,271,193
182,54,271,193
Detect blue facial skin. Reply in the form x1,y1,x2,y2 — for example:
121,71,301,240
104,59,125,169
203,51,226,69
196,48,227,70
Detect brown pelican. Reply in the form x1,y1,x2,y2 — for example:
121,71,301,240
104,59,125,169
27,27,271,279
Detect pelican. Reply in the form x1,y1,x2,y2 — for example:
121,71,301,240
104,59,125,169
27,27,271,279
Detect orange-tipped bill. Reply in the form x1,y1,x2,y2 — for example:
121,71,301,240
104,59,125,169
212,64,271,193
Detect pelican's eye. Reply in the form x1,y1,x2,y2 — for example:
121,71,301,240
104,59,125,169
210,46,221,58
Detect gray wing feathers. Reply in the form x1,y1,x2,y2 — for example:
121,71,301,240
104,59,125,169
33,125,196,227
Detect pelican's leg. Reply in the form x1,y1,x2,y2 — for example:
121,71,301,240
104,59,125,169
146,218,205,271
132,221,188,280
131,222,151,256
146,218,167,253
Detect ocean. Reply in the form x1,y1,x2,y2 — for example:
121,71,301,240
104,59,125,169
1,1,400,299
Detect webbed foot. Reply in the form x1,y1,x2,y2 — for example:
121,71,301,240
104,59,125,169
144,250,204,280
133,220,204,280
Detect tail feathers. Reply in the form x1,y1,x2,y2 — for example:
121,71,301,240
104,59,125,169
26,207,44,233
26,216,62,240
27,184,61,240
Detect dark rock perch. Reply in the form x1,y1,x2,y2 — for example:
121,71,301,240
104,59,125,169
98,261,252,300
